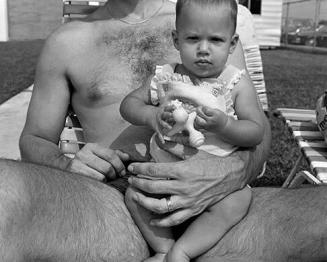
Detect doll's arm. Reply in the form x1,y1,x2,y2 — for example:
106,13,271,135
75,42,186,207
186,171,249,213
167,102,205,147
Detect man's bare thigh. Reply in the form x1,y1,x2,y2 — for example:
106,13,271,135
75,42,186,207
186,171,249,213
0,159,148,262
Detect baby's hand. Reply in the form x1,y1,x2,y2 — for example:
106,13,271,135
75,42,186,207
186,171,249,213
153,104,176,143
195,106,228,133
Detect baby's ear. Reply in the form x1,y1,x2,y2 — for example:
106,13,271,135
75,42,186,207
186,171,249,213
172,30,180,51
229,34,239,54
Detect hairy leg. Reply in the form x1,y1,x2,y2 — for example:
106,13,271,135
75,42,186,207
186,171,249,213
0,159,148,262
197,186,327,262
2,158,327,262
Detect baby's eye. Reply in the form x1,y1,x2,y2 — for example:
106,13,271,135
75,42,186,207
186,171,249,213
187,36,199,41
211,37,223,43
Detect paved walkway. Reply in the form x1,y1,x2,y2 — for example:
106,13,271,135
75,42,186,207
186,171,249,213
0,85,32,160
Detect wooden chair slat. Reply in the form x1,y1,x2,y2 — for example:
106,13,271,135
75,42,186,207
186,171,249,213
292,130,323,140
277,107,327,187
243,45,268,112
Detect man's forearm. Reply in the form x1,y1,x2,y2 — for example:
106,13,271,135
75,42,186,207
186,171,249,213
19,134,71,170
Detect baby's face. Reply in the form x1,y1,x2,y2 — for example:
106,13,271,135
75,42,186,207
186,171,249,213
172,4,238,79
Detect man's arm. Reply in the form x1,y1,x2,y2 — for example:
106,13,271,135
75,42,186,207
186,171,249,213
20,26,129,181
19,29,72,170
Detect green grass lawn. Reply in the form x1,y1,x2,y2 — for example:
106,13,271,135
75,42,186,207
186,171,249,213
254,49,327,187
0,40,44,104
1,40,327,187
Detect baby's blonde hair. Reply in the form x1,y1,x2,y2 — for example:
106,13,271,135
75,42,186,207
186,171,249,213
175,0,238,33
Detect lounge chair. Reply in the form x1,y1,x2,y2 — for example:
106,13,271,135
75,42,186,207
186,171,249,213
275,108,327,188
63,0,107,22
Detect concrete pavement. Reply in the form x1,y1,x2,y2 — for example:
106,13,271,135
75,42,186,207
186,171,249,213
0,85,32,160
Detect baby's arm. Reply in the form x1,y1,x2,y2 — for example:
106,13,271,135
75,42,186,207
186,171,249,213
120,78,172,141
196,76,264,147
120,77,155,125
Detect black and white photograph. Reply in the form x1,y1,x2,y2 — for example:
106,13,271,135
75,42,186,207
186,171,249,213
0,0,327,261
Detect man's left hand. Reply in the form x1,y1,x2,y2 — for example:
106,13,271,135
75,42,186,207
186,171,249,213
127,150,247,227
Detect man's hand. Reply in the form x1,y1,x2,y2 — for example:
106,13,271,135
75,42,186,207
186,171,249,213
67,143,129,181
127,150,248,227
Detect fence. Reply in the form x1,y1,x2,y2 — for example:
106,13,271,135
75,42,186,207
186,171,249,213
282,0,327,49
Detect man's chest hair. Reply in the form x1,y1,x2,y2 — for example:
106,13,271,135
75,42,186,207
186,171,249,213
80,23,178,103
105,24,176,84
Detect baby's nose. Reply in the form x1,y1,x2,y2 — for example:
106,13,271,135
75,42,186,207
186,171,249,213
197,40,209,55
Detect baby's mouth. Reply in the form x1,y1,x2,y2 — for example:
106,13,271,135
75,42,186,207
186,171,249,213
195,60,211,66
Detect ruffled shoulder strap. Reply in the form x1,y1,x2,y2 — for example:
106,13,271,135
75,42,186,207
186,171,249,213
155,64,176,75
219,65,245,90
217,65,245,118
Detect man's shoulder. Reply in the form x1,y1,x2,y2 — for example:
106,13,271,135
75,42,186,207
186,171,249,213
47,21,97,49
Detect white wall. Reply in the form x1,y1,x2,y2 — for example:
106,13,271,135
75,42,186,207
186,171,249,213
8,0,62,40
254,0,283,47
0,0,8,41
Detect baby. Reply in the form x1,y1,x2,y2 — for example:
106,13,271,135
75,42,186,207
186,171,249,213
120,0,264,261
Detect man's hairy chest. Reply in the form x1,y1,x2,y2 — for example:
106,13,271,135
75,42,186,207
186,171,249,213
70,24,179,104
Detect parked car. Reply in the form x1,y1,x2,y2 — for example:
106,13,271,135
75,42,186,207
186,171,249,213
301,24,327,47
285,24,327,47
284,27,303,45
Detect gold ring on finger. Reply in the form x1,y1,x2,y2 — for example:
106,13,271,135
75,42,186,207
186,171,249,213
166,196,172,213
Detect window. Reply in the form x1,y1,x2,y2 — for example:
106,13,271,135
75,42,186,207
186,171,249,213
239,0,262,15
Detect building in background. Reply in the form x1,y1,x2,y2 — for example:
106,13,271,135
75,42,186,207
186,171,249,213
0,0,61,41
240,0,283,47
0,0,9,41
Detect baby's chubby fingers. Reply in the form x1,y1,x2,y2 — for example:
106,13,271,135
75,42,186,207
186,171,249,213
197,106,215,117
161,106,175,125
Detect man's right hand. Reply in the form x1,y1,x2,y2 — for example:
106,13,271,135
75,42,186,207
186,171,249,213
67,143,130,181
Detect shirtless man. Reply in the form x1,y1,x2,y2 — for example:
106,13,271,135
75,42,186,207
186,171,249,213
8,0,325,261
20,0,269,223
